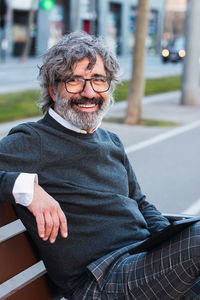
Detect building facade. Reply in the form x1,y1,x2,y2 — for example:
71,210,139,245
2,0,166,59
163,0,186,42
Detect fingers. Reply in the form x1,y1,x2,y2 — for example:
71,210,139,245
58,208,68,239
43,211,54,242
35,212,45,239
48,206,68,243
28,183,68,243
45,206,68,243
48,205,68,243
47,210,59,243
40,204,68,243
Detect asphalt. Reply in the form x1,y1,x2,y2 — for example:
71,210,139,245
0,57,199,148
103,91,200,148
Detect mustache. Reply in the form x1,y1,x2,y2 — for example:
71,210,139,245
69,97,104,106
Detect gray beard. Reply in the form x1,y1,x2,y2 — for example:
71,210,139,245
55,94,113,130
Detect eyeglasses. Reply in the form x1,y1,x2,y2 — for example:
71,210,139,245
57,77,111,94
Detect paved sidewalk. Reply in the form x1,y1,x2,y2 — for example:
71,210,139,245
1,91,199,148
0,58,42,93
102,91,200,148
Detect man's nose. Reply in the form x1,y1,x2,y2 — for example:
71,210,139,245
80,80,96,98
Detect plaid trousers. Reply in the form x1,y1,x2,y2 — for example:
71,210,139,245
69,222,200,300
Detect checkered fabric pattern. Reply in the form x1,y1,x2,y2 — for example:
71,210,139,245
69,222,200,299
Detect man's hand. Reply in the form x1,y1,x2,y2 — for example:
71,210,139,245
28,182,68,243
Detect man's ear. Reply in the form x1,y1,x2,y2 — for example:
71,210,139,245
48,86,56,103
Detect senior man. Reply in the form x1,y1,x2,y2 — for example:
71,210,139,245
0,32,200,299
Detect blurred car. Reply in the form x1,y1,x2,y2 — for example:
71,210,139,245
161,38,186,63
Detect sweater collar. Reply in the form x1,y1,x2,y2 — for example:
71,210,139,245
49,108,100,134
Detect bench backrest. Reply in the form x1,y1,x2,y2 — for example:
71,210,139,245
0,203,56,300
0,203,189,300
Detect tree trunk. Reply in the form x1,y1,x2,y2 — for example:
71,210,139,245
124,0,150,125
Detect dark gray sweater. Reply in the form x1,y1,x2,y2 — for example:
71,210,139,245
0,113,169,296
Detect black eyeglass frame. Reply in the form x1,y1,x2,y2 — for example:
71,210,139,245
57,77,111,94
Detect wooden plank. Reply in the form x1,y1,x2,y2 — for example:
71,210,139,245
0,203,17,227
0,205,59,299
0,219,26,243
4,275,53,300
0,261,46,299
0,233,39,283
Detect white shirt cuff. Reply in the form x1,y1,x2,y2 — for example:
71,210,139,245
12,173,38,206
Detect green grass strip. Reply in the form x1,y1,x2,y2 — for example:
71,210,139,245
0,90,42,122
0,75,181,123
105,117,178,127
114,75,181,102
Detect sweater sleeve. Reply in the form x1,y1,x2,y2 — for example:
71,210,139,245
0,123,41,204
0,171,20,203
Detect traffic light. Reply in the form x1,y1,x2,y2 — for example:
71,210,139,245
0,0,7,28
40,0,55,11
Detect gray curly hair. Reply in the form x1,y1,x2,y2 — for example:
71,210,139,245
38,31,120,113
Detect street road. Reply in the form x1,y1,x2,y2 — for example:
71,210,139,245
126,123,200,216
0,58,40,93
119,54,183,80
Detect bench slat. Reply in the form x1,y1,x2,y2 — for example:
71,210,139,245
3,276,54,300
0,219,26,243
0,261,49,299
0,232,40,283
0,203,58,299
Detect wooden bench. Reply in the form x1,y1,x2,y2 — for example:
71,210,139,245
0,203,190,300
0,203,63,300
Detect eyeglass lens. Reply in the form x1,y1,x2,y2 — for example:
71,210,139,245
65,78,110,93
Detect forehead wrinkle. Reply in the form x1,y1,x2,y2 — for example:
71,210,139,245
68,56,106,84
71,55,96,72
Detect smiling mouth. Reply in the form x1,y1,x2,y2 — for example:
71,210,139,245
70,97,103,112
78,104,96,108
70,97,104,108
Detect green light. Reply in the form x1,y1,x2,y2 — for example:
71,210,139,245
40,0,55,11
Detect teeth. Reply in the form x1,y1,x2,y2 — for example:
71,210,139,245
78,104,96,108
